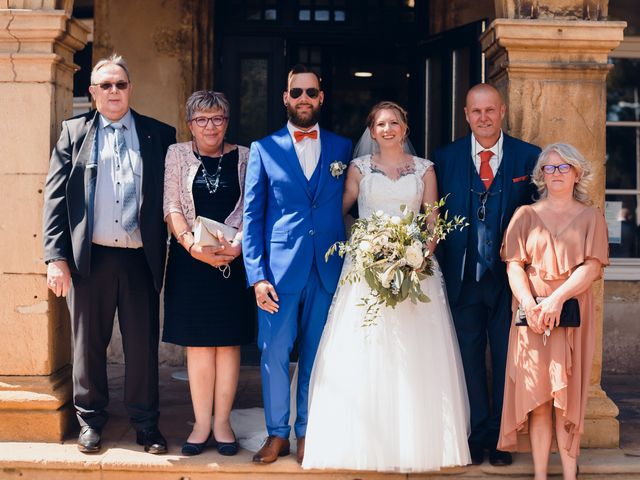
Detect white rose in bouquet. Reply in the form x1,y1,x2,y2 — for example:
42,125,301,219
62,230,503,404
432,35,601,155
405,245,424,269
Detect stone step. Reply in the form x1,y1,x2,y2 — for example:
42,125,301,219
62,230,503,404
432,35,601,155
1,443,639,480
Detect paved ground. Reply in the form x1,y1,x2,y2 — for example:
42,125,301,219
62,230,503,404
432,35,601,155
106,366,640,453
0,366,638,479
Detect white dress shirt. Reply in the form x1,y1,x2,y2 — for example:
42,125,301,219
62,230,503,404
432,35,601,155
92,110,144,248
287,121,321,180
470,130,503,176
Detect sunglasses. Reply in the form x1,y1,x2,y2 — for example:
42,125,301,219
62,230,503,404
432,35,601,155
191,116,227,128
288,87,320,99
542,163,572,175
93,81,130,91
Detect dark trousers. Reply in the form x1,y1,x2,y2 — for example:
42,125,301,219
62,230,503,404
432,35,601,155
450,270,512,449
66,244,160,431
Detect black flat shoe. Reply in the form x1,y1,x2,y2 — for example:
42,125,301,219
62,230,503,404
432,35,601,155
77,425,102,453
489,448,512,466
213,432,239,456
182,431,212,456
136,426,168,454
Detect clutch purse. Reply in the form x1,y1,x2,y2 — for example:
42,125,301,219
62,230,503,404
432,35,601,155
515,297,580,328
193,216,238,247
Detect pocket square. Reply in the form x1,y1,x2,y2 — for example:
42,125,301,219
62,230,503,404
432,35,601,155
512,175,529,183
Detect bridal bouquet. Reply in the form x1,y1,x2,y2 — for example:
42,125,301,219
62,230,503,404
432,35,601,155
326,198,467,326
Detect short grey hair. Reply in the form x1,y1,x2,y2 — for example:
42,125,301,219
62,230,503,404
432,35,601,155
532,142,592,204
186,91,230,122
91,54,131,84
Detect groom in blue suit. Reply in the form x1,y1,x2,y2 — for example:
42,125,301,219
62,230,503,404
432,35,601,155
433,84,540,467
243,65,352,464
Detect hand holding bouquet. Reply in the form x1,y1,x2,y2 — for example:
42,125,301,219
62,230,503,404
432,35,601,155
326,198,467,326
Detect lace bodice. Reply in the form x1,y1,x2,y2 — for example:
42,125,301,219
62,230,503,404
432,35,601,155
352,154,433,218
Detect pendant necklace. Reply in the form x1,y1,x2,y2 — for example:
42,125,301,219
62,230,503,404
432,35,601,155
194,140,225,194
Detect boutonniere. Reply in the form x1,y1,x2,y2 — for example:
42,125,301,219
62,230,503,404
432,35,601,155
329,160,347,179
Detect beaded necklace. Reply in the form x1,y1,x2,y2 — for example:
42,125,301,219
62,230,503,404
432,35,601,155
193,140,225,194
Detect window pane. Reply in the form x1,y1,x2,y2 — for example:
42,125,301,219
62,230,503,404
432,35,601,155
247,9,262,20
607,58,640,122
334,10,346,21
606,126,638,189
606,194,640,258
299,9,311,20
239,58,269,145
315,10,330,21
264,8,277,20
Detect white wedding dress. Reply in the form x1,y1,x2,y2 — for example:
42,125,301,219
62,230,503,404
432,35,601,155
301,155,471,472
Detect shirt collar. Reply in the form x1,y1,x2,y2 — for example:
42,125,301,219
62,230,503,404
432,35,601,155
287,121,319,138
471,130,503,157
99,109,133,131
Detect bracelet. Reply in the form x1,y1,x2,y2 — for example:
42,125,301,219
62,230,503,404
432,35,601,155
188,242,195,254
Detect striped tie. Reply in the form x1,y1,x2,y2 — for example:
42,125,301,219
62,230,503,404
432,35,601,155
110,123,139,235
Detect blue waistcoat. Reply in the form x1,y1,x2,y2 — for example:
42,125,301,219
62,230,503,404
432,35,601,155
466,161,504,281
307,159,321,196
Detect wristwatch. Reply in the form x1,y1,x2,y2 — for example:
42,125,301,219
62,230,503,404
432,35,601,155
45,257,66,265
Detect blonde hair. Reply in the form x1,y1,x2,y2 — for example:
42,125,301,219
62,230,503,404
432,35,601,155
532,143,592,204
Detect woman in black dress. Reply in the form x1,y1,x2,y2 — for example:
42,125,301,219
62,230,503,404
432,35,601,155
162,91,253,456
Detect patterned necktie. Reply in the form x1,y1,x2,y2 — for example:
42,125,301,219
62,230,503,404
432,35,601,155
479,150,494,190
293,129,318,142
110,123,139,235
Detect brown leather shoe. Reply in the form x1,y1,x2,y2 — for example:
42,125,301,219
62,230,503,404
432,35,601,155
252,435,290,464
296,437,305,464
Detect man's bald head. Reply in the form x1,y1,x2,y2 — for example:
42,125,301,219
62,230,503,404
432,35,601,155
465,83,504,109
464,83,506,148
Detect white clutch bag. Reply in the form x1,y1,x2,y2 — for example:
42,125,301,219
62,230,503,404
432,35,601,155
193,216,238,247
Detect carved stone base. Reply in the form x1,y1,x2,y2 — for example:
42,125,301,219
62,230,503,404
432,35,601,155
0,366,74,441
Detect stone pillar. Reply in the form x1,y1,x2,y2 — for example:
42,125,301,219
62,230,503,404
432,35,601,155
481,15,625,448
0,4,88,440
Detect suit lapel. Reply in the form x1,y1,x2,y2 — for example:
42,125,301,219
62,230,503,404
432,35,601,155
76,111,99,239
312,128,331,202
273,126,313,200
499,134,515,229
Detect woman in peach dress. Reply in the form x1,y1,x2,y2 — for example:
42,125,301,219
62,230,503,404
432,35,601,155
498,143,609,480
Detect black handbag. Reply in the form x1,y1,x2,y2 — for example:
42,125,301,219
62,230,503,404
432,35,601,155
515,297,580,328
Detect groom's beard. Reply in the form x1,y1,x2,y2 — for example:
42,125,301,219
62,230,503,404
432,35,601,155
287,102,321,129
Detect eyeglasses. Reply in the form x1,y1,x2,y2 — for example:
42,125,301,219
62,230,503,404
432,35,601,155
288,87,320,99
191,116,227,128
542,163,572,175
93,81,130,91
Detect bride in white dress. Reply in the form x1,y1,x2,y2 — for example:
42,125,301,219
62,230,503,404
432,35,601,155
301,101,471,472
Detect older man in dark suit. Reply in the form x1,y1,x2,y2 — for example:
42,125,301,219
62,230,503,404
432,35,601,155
42,54,176,453
433,84,540,467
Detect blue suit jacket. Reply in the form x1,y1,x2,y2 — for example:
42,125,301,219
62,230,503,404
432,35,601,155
432,133,540,305
242,126,352,294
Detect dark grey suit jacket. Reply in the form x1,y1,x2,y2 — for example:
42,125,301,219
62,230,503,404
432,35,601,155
43,109,176,291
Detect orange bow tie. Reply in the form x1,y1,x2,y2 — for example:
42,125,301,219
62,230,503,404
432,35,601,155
294,129,318,142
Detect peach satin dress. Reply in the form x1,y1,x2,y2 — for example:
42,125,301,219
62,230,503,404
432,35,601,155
497,205,609,458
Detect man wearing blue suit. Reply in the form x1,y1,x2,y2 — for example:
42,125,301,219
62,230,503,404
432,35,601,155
243,65,352,464
433,84,540,467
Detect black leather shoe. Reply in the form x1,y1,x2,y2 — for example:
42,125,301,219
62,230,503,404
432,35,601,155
77,426,102,453
489,448,512,466
181,431,212,456
469,444,484,465
136,426,168,454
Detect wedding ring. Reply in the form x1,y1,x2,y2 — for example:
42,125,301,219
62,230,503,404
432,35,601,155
50,280,57,287
261,300,267,304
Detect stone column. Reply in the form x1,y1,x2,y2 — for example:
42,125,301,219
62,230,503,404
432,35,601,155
0,3,88,440
481,9,625,447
